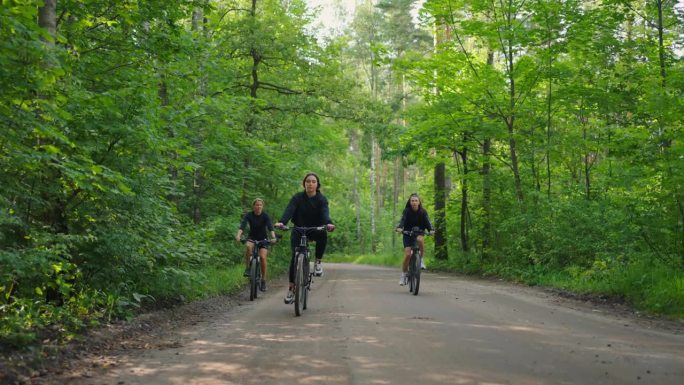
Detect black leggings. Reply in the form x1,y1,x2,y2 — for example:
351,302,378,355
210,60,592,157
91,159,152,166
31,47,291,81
288,230,327,284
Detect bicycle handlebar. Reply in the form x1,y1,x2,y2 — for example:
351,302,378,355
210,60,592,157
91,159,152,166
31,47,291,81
276,225,328,233
240,238,273,245
398,229,432,236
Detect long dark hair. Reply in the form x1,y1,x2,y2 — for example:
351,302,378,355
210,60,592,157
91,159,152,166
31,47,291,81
404,193,424,212
302,172,321,192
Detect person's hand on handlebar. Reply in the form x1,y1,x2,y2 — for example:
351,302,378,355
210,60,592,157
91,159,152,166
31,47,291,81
274,222,285,230
326,224,336,232
395,227,403,233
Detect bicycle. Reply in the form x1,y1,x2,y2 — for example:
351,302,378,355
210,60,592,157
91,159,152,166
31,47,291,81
277,225,327,316
240,238,271,301
401,227,430,295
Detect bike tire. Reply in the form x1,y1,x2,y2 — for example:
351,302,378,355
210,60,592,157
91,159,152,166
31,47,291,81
302,256,309,310
412,254,421,295
254,260,260,299
294,253,304,316
249,257,258,301
408,252,415,293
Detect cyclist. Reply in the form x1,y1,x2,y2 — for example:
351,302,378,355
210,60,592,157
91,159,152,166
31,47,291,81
235,198,277,291
275,172,335,304
395,193,433,285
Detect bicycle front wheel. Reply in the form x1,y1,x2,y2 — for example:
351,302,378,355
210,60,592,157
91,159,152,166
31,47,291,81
249,258,258,301
302,257,310,310
294,253,304,316
412,254,421,295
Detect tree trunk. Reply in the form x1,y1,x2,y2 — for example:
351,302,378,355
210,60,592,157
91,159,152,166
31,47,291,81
655,0,684,259
393,75,407,249
246,0,260,133
505,6,524,203
192,5,206,223
481,51,494,259
368,4,378,254
38,0,57,42
38,0,68,305
546,77,553,198
393,157,401,249
350,129,362,250
192,7,203,33
531,139,540,193
507,118,524,203
193,170,203,224
354,167,362,251
482,137,492,256
582,116,591,200
434,162,448,260
656,0,666,90
370,135,377,253
545,22,554,199
457,146,469,252
38,0,64,233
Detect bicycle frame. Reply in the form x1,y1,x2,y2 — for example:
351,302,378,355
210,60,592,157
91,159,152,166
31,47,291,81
280,226,326,316
402,228,427,295
242,239,270,301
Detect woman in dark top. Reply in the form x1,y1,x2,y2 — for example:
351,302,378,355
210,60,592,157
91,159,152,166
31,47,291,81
275,172,335,304
395,193,433,286
235,198,276,291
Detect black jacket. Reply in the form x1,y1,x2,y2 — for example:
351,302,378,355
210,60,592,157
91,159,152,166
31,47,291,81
398,207,433,232
279,191,333,227
239,211,274,240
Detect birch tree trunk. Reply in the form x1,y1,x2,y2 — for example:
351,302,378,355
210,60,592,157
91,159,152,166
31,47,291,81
431,18,448,260
457,143,469,253
434,162,448,260
192,5,205,224
481,51,494,259
350,129,363,250
370,136,377,253
504,3,524,203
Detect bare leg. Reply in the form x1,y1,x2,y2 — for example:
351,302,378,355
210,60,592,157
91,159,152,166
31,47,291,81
259,247,268,279
417,235,425,258
402,247,412,272
245,242,254,268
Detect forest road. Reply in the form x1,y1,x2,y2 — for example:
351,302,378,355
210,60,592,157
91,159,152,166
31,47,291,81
58,263,683,385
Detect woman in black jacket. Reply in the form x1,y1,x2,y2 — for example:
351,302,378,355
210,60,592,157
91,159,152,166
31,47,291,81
395,193,433,285
275,172,335,304
235,198,277,291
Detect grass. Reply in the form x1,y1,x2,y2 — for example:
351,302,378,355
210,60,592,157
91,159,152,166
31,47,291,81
147,255,292,304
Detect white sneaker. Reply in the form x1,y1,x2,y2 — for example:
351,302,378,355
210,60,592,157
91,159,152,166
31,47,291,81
314,261,323,277
399,273,407,286
284,289,294,304
420,258,426,270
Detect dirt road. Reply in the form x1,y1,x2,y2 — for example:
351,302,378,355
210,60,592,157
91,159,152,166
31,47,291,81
55,263,683,385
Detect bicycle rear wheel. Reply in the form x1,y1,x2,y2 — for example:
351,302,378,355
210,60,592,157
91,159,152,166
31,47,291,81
249,257,258,301
294,253,304,316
